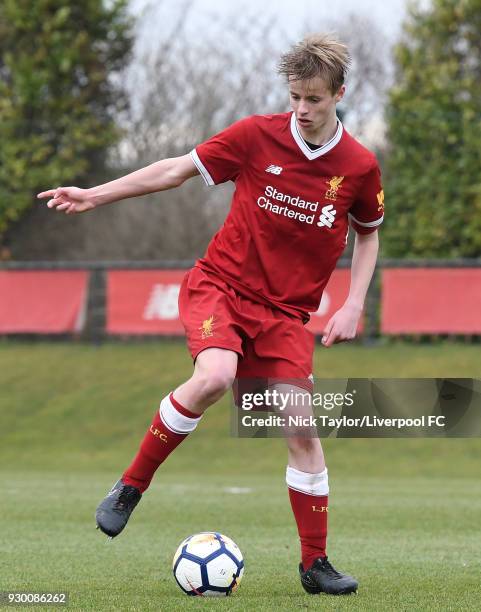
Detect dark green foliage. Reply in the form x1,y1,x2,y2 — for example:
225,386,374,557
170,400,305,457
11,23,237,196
0,0,133,238
384,0,481,257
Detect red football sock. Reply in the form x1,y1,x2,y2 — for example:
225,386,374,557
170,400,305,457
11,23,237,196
287,465,329,571
122,393,200,493
288,488,328,570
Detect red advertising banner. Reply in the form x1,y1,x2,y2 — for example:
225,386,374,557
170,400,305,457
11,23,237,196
381,268,481,334
107,270,187,335
0,270,88,333
107,268,362,336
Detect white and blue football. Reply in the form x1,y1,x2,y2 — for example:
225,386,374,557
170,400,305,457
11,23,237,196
173,532,244,597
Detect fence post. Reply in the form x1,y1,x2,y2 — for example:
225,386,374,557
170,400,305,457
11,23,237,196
84,266,106,344
363,263,381,344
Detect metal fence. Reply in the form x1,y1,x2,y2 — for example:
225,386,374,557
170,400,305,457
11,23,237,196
1,259,480,343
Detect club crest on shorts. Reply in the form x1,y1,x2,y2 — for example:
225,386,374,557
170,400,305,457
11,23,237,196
199,315,215,339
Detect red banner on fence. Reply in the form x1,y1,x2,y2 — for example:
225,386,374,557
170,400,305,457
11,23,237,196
107,268,362,336
107,270,187,335
381,268,481,334
0,270,88,333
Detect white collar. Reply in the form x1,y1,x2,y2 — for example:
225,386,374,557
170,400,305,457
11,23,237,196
290,112,343,160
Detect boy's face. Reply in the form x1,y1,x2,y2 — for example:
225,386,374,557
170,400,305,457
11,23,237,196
289,76,345,137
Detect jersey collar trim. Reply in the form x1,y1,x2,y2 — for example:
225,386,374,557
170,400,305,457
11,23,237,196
290,112,343,160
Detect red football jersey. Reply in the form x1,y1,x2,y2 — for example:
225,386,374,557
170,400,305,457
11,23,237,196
190,112,384,321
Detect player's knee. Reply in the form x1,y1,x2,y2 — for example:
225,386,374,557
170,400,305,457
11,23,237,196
287,435,320,455
195,369,235,403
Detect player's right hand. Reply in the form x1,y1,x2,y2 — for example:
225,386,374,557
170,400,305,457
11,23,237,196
37,186,96,215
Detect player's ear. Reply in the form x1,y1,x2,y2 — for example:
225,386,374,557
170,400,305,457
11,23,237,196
335,85,346,103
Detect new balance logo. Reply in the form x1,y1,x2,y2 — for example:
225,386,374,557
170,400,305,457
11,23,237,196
265,165,283,175
317,204,336,228
143,283,180,321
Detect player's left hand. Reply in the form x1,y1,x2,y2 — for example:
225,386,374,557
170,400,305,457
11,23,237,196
321,303,362,348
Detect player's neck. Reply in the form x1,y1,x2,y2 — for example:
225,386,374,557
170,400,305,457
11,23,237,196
297,114,339,147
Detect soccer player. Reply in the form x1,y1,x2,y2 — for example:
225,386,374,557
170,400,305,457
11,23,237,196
38,34,383,596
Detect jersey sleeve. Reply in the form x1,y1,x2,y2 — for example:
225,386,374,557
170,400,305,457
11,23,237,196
348,161,385,234
190,117,251,186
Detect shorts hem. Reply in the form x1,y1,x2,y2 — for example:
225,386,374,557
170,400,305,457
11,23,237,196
265,378,313,393
192,343,244,363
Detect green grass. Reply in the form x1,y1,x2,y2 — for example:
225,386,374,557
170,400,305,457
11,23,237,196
1,340,480,610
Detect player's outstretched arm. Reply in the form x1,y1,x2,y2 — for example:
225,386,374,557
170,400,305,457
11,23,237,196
322,230,379,347
37,154,199,215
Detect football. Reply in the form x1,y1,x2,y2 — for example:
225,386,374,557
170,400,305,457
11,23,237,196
172,532,244,596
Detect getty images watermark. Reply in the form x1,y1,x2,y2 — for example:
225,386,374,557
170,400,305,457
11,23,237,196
231,378,481,438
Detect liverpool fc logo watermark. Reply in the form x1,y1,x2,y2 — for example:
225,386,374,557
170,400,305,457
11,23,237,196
199,315,215,339
325,176,345,201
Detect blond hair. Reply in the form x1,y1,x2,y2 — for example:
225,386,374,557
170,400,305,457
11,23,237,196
278,34,351,94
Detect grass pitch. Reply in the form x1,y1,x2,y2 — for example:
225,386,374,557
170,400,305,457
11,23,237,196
1,340,480,611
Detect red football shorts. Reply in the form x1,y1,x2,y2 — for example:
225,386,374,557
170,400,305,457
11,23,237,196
178,266,314,396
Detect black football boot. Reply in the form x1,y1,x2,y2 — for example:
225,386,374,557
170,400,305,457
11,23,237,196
95,479,142,538
299,556,358,595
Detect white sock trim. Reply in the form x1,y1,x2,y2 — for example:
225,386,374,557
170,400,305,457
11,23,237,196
159,394,201,434
286,465,329,496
